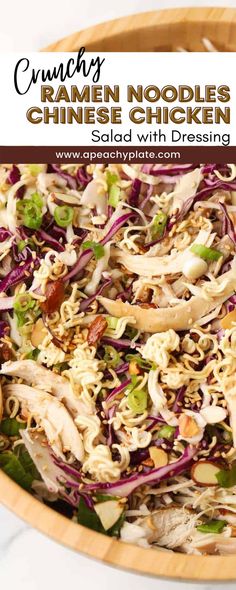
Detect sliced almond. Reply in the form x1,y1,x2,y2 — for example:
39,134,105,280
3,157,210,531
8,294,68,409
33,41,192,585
200,405,227,424
31,318,47,347
149,447,168,468
191,460,221,486
94,500,123,531
179,414,200,438
221,308,236,330
52,192,80,207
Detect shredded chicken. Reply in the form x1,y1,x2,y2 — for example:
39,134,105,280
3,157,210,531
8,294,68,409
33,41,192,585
0,360,88,418
134,506,200,549
3,383,84,461
113,229,213,277
99,267,236,332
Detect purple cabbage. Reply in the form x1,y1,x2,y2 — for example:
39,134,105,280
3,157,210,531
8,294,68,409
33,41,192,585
0,320,10,337
129,179,141,207
76,166,92,187
229,295,236,305
50,225,67,241
101,212,134,246
129,448,150,466
146,415,166,431
53,457,82,480
116,281,133,302
72,228,88,245
48,164,77,190
79,278,112,312
37,229,65,252
141,164,153,174
17,226,30,240
140,184,153,210
105,378,131,404
225,295,236,314
172,386,186,413
201,164,217,174
219,202,236,245
115,362,129,375
12,242,33,262
101,336,135,349
0,228,12,242
63,212,133,282
0,258,38,293
144,164,195,176
7,165,25,199
174,182,233,222
8,165,20,185
63,247,94,282
82,445,196,497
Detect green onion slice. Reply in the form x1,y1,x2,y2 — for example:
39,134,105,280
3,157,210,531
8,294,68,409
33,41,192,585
54,205,73,228
14,293,35,314
126,353,156,371
14,294,39,328
19,200,43,230
31,192,43,208
106,316,119,330
157,425,176,439
18,240,27,252
151,211,167,238
190,244,223,262
127,388,147,414
82,240,105,260
197,519,227,534
106,170,118,189
106,170,121,207
108,184,120,208
103,345,121,368
27,165,44,176
18,238,36,252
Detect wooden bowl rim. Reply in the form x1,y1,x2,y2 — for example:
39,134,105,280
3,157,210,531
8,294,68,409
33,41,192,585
43,6,236,51
2,6,236,581
1,469,236,581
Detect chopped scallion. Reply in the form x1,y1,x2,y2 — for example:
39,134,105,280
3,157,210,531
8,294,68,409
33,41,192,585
151,211,167,238
197,519,226,534
54,205,73,228
82,240,105,260
127,388,147,414
190,244,222,262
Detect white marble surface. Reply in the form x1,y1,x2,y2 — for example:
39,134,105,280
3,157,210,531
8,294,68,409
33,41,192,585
0,503,235,590
1,0,236,588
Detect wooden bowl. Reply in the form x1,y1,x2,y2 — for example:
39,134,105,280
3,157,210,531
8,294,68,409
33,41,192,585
44,7,236,52
2,7,236,582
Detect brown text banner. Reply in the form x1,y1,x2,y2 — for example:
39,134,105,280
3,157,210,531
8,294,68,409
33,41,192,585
0,146,235,163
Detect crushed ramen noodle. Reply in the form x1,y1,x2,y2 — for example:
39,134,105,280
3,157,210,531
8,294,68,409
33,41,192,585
2,161,236,555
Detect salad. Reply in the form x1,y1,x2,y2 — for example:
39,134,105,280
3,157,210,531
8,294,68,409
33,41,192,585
1,162,236,555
